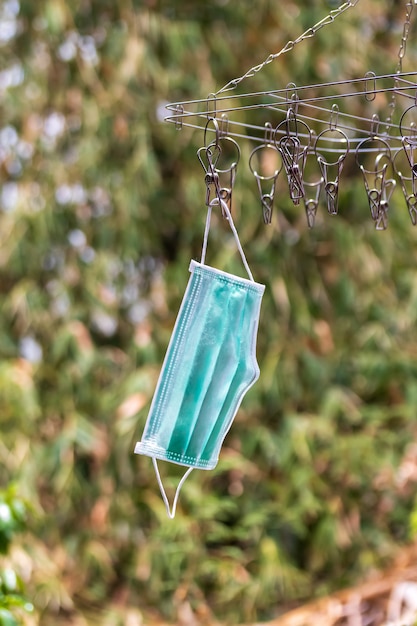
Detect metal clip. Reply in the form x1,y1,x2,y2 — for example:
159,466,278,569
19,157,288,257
197,145,220,206
275,109,311,206
375,152,396,230
399,103,417,148
398,102,417,220
375,176,396,230
315,123,349,216
249,126,282,224
303,173,324,228
279,135,305,204
316,152,346,216
356,137,395,229
401,136,417,196
393,147,417,225
303,180,324,228
301,145,324,228
200,117,240,215
405,193,417,225
206,136,240,215
323,174,341,215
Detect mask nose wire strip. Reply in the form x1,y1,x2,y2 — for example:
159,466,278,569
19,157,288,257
201,197,255,283
152,458,194,519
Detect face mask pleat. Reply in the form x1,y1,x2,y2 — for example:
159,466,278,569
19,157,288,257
199,290,263,464
184,285,258,465
137,274,203,454
167,275,232,461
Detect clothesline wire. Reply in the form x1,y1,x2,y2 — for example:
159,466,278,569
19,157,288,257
165,87,417,152
166,89,416,131
214,0,362,95
164,118,410,154
166,71,417,110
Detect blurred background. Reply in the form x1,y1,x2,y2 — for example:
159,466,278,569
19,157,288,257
1,0,417,624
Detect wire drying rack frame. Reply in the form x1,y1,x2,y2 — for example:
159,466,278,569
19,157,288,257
164,2,417,228
165,72,417,151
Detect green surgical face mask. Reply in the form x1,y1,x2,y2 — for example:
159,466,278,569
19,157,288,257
134,198,265,517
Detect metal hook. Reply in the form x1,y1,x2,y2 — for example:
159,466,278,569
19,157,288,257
285,106,299,137
204,116,221,150
206,92,217,120
286,82,299,115
219,113,229,138
365,71,377,102
264,122,274,144
371,113,380,137
329,104,339,131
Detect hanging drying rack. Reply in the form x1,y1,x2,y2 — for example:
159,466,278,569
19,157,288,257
165,72,417,150
164,0,417,228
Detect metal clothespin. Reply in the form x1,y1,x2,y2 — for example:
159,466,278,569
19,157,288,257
303,178,324,228
316,153,347,215
197,144,220,206
207,137,240,216
356,130,395,229
396,102,417,222
276,108,311,205
249,123,282,224
374,152,396,230
399,103,417,194
404,192,417,225
279,135,305,204
375,177,396,231
198,118,222,206
401,136,417,196
315,106,349,216
201,117,240,217
393,146,417,225
301,144,324,228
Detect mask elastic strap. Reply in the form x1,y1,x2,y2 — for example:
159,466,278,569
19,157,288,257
152,457,193,519
201,197,255,282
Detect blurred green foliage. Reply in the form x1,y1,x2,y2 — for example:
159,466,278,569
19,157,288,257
0,486,33,626
1,0,417,623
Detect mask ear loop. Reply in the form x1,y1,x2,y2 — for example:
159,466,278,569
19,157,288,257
201,197,255,282
201,145,255,282
152,458,194,519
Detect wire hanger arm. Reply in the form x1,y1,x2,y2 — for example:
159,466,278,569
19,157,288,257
215,0,361,95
